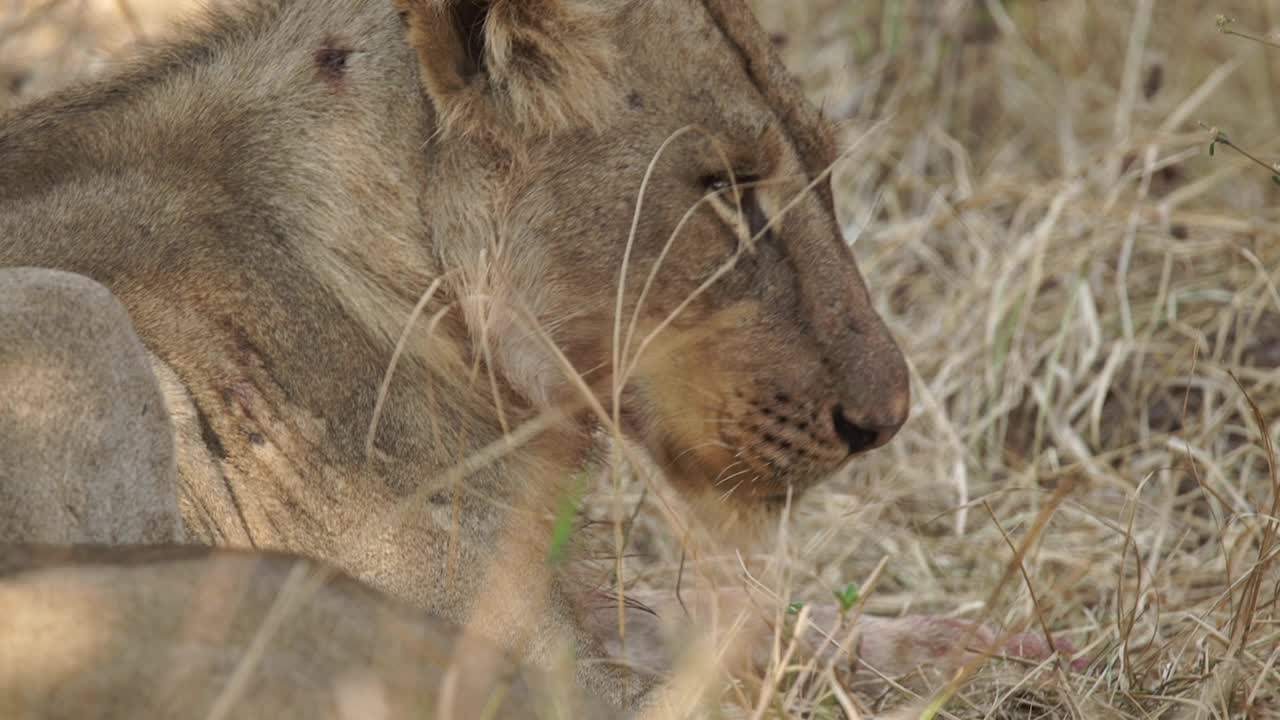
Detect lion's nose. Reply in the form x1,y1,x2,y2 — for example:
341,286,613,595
831,394,907,456
828,361,910,455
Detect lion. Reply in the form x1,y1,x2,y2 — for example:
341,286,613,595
0,0,1075,715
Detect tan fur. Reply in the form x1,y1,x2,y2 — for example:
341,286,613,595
0,546,609,719
0,0,963,713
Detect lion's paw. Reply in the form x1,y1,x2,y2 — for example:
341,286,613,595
790,609,1087,677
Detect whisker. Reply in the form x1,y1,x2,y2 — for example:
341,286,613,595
714,465,756,488
718,479,746,503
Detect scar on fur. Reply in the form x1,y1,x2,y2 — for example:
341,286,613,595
315,45,352,84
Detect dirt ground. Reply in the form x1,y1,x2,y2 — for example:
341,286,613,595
3,1,1277,717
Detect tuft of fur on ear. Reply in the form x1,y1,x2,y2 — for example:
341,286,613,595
396,0,621,138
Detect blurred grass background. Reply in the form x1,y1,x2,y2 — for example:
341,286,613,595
3,0,1277,717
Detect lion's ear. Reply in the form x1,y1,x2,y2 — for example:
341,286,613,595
397,0,618,136
393,0,487,99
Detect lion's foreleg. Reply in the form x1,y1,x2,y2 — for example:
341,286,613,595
0,268,181,544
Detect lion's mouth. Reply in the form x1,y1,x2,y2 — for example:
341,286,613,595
630,392,842,509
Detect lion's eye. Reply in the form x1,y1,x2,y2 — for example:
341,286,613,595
700,174,770,253
701,174,759,196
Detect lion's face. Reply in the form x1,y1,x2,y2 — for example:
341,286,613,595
406,0,908,511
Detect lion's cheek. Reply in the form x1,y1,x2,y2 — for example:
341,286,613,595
629,397,735,499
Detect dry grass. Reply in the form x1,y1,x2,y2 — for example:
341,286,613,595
713,2,1279,717
5,0,1279,718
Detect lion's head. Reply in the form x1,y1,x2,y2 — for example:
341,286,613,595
400,0,908,513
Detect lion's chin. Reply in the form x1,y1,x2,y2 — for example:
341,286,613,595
641,433,807,549
671,488,793,550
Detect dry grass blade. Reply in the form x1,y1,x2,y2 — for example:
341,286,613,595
1213,373,1280,717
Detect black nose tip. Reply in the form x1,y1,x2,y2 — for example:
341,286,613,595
832,405,899,455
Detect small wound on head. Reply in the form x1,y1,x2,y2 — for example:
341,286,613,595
315,46,352,83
